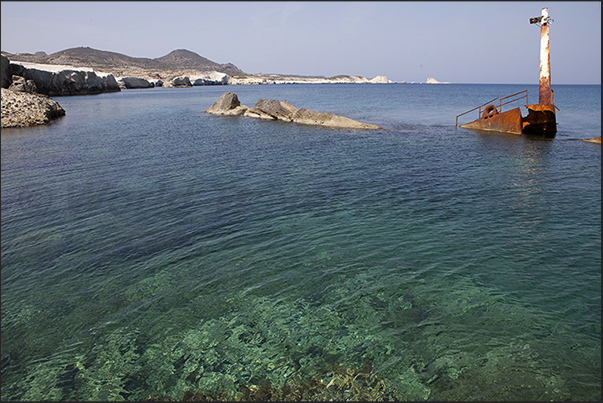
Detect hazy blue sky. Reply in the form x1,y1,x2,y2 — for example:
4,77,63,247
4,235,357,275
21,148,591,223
1,1,600,84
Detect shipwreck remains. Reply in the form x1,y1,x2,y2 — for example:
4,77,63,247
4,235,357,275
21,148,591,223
456,8,558,137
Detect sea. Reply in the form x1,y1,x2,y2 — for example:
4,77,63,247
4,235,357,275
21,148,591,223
1,83,600,401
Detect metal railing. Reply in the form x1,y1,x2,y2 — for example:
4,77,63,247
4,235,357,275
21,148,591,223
455,97,498,127
455,90,529,127
499,90,528,112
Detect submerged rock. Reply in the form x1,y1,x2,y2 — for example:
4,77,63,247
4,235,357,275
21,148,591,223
582,136,601,143
144,362,399,401
1,87,65,128
206,92,382,129
292,108,381,129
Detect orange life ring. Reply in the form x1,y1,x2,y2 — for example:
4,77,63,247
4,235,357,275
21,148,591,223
482,105,498,119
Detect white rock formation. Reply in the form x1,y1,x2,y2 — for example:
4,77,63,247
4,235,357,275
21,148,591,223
8,61,113,77
426,77,452,84
227,74,394,85
190,71,228,85
369,75,394,83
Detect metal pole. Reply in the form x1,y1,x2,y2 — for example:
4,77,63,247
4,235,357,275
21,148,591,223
538,8,552,106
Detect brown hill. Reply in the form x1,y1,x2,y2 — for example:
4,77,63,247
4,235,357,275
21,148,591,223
1,47,245,75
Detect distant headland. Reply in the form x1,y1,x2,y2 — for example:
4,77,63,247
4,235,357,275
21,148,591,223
1,47,448,91
0,47,448,128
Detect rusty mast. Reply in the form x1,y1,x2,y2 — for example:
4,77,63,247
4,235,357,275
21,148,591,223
532,7,554,106
456,7,557,137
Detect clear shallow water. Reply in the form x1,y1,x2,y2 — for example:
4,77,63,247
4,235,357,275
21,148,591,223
1,83,600,401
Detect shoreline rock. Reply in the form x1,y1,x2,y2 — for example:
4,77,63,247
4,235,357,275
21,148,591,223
1,87,65,128
162,76,192,88
118,76,154,89
227,74,395,85
4,59,121,96
205,92,382,130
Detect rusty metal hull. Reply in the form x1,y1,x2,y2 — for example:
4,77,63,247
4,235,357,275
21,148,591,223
459,104,556,137
459,107,523,134
523,104,557,136
456,8,558,138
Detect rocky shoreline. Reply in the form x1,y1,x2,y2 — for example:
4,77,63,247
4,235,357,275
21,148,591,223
1,87,65,128
0,52,398,129
3,54,398,91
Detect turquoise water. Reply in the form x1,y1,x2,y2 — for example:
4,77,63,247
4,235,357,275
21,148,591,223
1,83,600,401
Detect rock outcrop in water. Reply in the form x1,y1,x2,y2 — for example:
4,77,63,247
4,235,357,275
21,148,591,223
425,77,452,84
205,92,249,116
1,55,66,128
205,92,382,130
118,76,154,89
1,87,65,128
581,136,601,143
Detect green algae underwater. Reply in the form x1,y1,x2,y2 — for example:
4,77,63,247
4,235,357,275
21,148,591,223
1,83,600,400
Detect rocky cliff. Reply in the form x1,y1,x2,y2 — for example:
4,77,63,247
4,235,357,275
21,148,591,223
2,56,121,96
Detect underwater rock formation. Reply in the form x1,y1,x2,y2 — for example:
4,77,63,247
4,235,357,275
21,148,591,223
581,136,601,143
144,362,398,401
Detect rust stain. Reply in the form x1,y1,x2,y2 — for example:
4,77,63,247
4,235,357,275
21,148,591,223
460,106,523,134
538,8,552,106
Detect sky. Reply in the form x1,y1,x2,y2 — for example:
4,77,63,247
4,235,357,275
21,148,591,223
1,1,601,84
